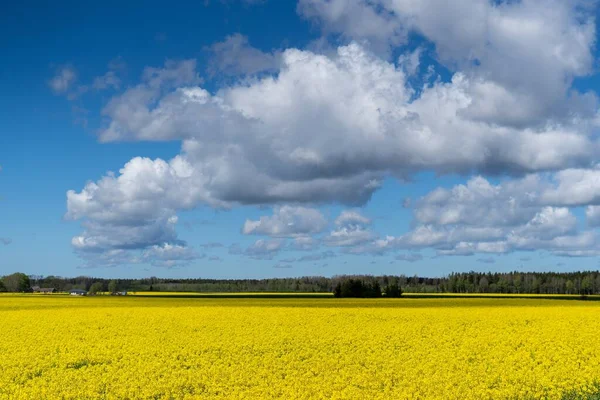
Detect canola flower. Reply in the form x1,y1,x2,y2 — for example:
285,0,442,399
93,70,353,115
2,295,600,399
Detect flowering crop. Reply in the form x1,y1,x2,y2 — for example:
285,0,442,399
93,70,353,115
2,295,600,399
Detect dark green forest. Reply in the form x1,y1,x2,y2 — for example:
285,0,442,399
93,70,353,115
3,270,600,295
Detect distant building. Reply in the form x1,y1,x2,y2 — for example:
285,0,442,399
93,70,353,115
69,289,87,296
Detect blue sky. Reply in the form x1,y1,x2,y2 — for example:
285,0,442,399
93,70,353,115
2,0,600,279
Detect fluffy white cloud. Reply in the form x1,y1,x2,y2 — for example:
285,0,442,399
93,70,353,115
66,156,205,266
334,210,371,226
540,169,600,206
324,210,375,247
324,227,375,247
243,206,328,237
414,175,542,227
298,0,407,55
67,1,600,266
298,0,597,127
391,176,600,257
98,43,598,188
141,244,200,267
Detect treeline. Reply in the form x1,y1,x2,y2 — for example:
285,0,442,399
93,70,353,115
2,271,600,295
333,278,402,298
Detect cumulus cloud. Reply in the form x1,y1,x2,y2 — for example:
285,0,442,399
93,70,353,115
298,0,597,127
141,244,200,267
324,210,375,247
66,1,600,266
97,43,598,196
65,156,203,266
206,34,281,76
540,169,600,206
391,175,600,257
242,206,328,237
334,210,371,226
297,0,407,55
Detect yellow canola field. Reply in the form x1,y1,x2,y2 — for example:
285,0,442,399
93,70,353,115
2,296,600,399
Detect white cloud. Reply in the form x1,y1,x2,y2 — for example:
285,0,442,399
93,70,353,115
392,176,600,257
49,66,77,94
206,34,281,76
334,210,371,226
291,236,320,251
324,210,375,247
98,43,598,187
141,243,200,267
540,168,600,206
243,206,328,237
297,0,407,55
66,156,204,266
67,1,600,266
243,238,286,259
298,0,597,127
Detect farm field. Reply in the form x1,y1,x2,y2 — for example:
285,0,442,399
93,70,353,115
2,295,600,399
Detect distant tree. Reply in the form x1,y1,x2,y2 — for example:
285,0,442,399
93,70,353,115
88,282,104,295
566,280,575,294
334,278,382,298
2,272,30,292
108,280,118,294
370,281,382,298
333,282,342,298
581,275,593,295
341,279,363,297
384,281,402,297
0,280,6,292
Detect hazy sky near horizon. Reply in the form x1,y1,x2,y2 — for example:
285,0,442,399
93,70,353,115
3,0,600,278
